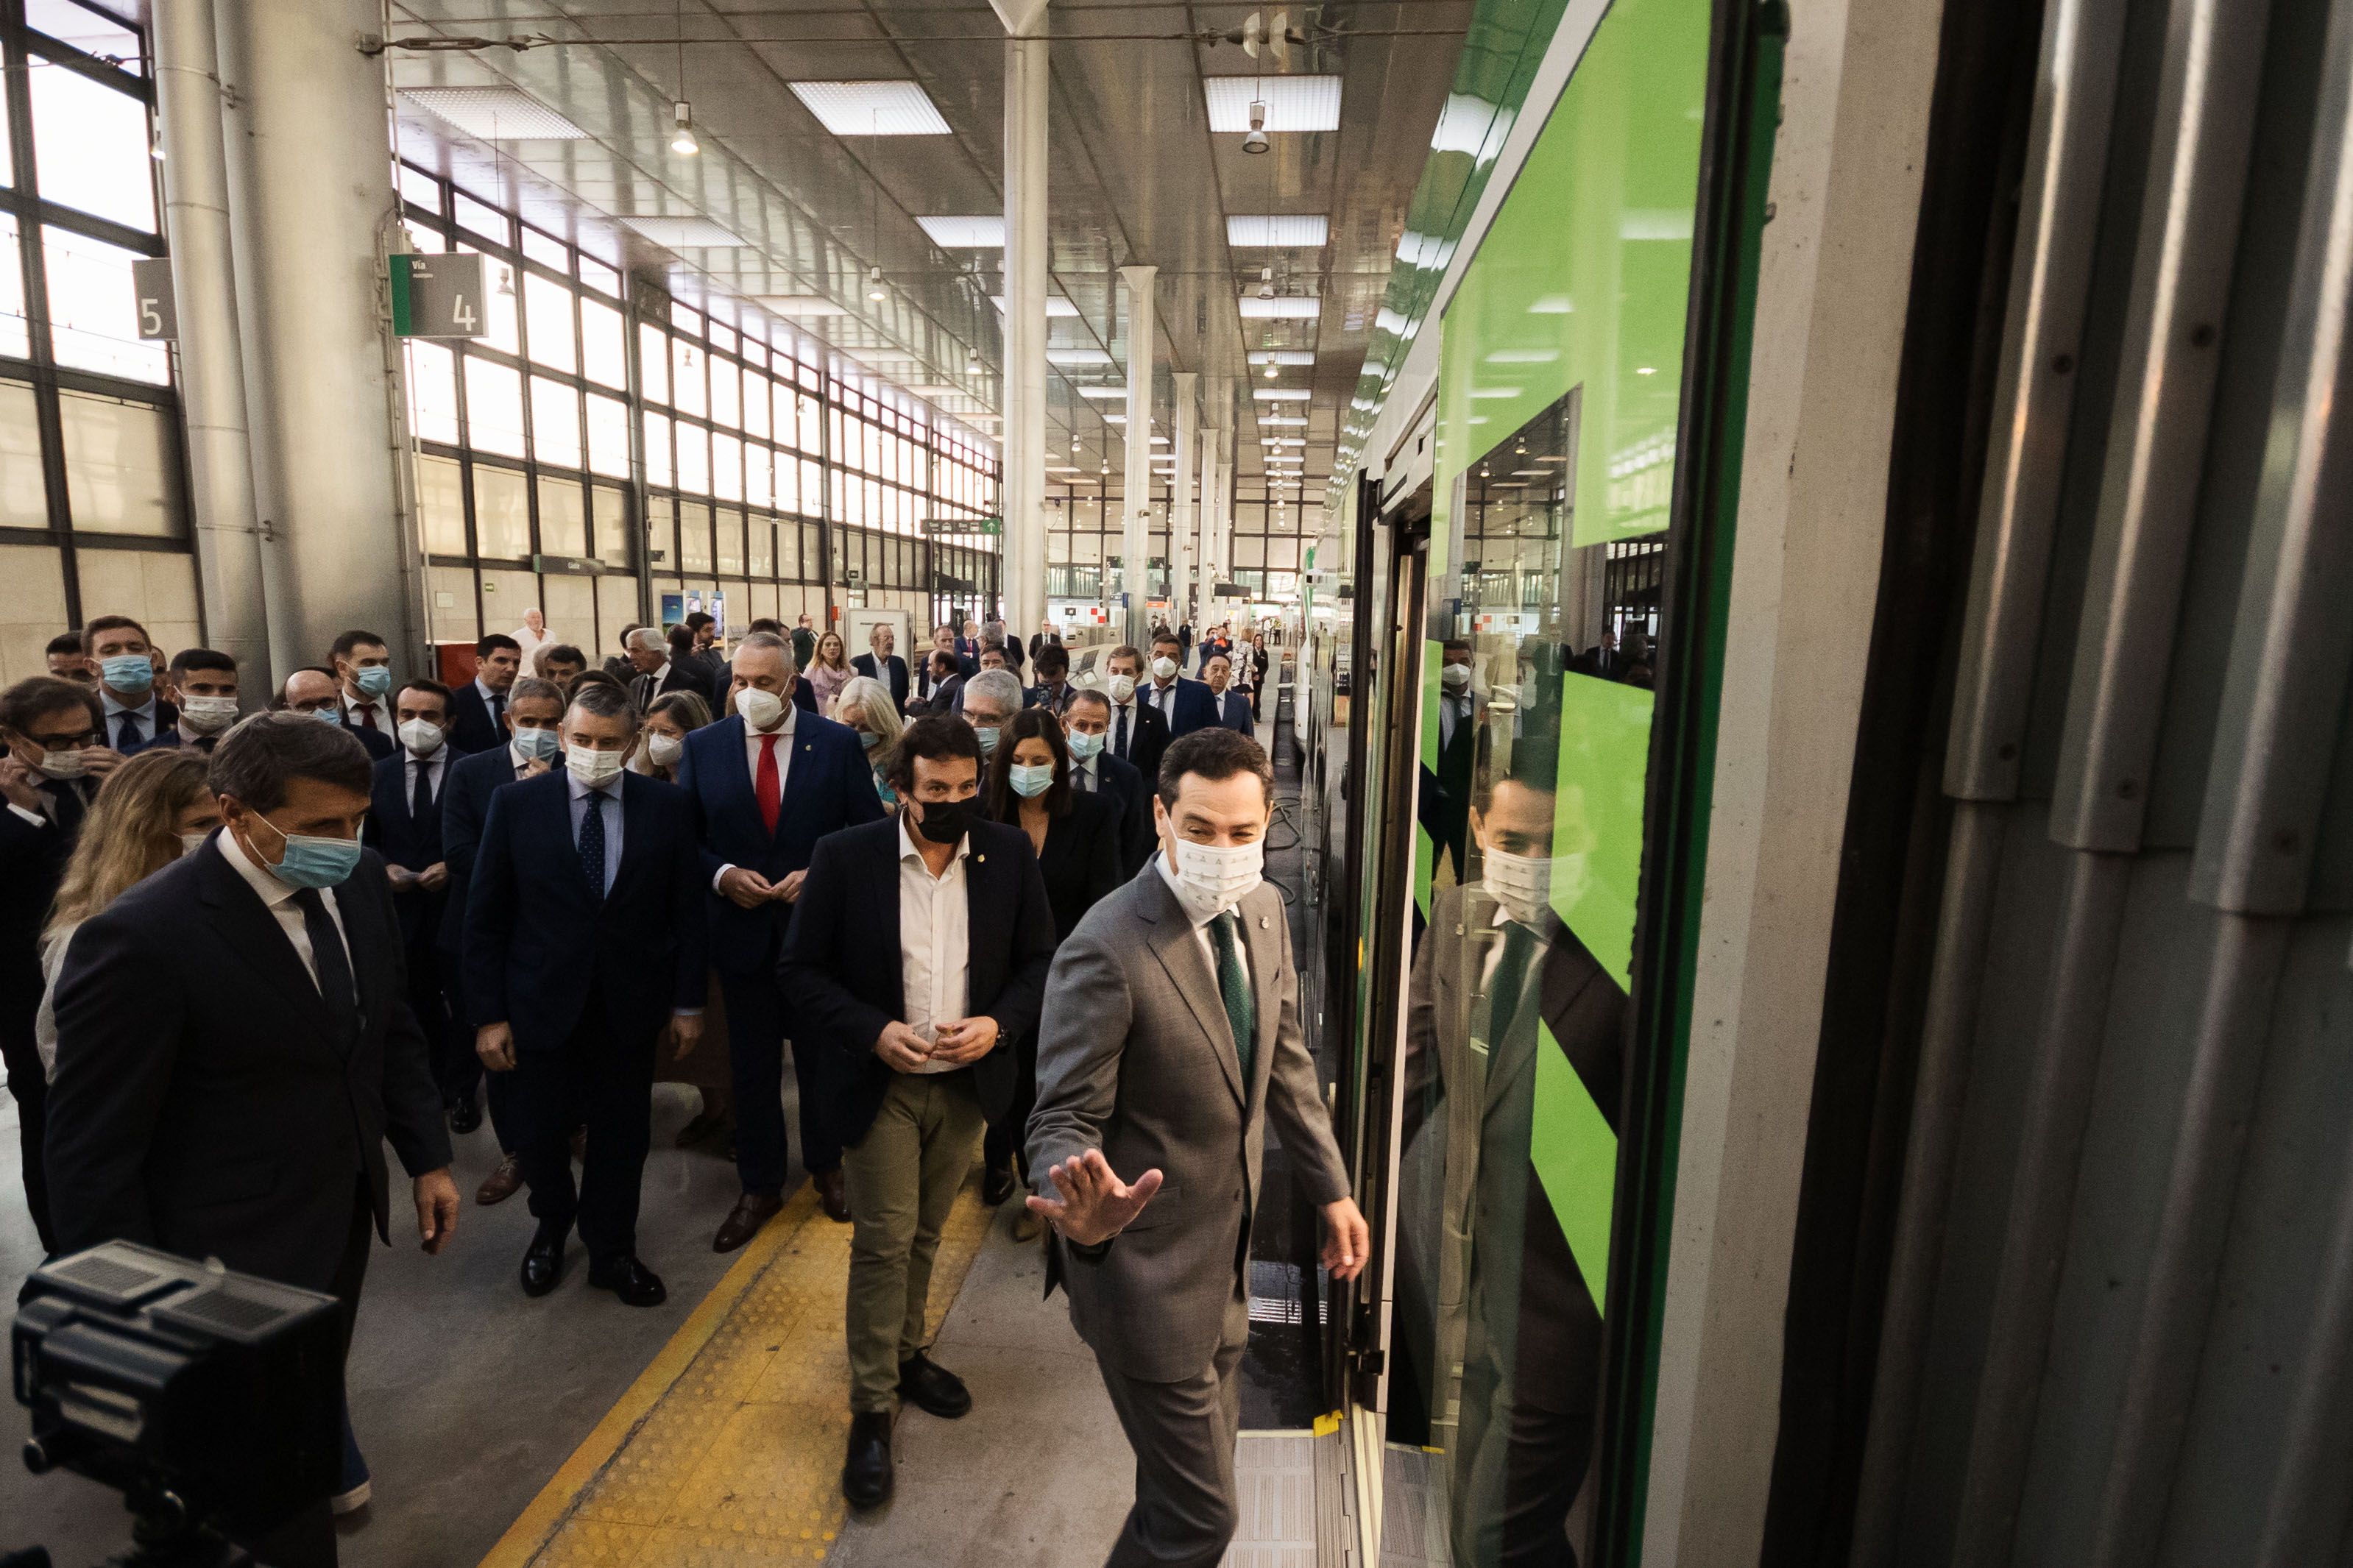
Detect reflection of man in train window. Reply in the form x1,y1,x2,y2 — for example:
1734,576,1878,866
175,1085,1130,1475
1401,739,1622,1568
1422,639,1480,883
1574,628,1622,681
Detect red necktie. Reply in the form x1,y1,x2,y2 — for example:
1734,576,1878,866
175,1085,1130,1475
358,703,379,731
756,733,781,835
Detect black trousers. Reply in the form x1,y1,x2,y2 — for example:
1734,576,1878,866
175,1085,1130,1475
511,993,655,1263
981,1030,1038,1182
406,937,478,1110
0,996,55,1253
722,970,836,1194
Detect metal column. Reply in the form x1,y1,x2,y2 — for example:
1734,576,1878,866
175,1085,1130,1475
1197,421,1219,621
994,0,1049,644
153,0,269,692
1119,263,1156,643
1170,370,1196,629
216,0,414,675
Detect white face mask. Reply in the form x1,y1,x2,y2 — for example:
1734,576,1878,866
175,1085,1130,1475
36,747,88,779
1108,673,1138,703
1440,662,1473,692
179,695,241,733
567,744,624,785
1150,656,1178,682
1482,846,1585,928
1167,837,1264,918
181,830,212,856
398,719,445,756
735,686,787,731
647,733,684,768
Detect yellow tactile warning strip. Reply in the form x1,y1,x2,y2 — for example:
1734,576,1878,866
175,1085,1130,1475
478,1172,997,1568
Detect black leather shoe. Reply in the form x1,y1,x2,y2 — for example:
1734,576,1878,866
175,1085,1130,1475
896,1352,971,1419
586,1255,668,1307
447,1096,482,1135
842,1410,894,1508
981,1161,1016,1207
520,1227,567,1297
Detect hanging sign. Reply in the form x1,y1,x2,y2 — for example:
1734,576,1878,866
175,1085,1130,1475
131,258,176,341
391,252,489,338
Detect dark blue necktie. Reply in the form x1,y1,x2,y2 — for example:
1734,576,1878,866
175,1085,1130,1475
578,790,607,901
289,887,360,1052
115,711,140,751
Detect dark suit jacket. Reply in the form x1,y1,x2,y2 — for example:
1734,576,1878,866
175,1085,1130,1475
447,680,508,756
363,749,453,950
1106,698,1171,787
44,841,452,1293
0,776,91,1040
634,661,711,712
1026,792,1125,944
779,817,1055,1145
921,673,966,716
916,653,978,706
1203,689,1255,734
346,720,395,762
853,651,910,712
1077,752,1153,876
462,771,708,1051
434,745,536,965
1145,677,1218,738
676,711,885,976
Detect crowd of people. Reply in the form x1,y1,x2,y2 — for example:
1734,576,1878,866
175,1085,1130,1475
1,602,1356,1568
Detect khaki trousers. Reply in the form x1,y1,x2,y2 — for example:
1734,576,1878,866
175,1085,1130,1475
841,1069,985,1412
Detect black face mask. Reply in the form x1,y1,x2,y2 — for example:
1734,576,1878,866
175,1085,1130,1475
913,794,980,845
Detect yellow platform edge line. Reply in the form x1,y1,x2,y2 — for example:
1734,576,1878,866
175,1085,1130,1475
475,1183,825,1568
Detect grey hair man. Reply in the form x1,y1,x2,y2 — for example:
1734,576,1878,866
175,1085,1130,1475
959,669,1025,761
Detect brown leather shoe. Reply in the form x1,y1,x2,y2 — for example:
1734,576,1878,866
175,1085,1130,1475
814,1167,852,1224
713,1191,785,1253
475,1153,523,1206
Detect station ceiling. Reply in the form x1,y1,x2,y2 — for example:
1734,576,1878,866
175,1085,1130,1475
382,0,1471,520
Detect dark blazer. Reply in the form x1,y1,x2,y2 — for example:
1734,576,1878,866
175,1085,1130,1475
779,817,1056,1146
346,720,395,762
0,776,91,1039
676,711,885,977
1202,688,1255,735
462,771,708,1051
920,673,966,717
1144,677,1218,739
853,651,910,712
1077,751,1154,876
44,840,453,1294
1106,698,1171,787
362,749,453,949
1024,792,1125,944
633,661,710,712
434,744,537,964
447,679,508,756
916,653,977,705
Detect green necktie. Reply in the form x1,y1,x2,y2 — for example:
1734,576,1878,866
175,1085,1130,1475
1209,911,1256,1084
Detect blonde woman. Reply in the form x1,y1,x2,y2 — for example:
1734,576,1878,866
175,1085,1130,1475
630,689,712,781
829,675,903,811
807,630,854,712
36,748,221,1079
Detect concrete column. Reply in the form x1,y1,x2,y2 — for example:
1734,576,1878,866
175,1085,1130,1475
155,0,269,691
216,0,414,677
993,0,1050,642
1197,421,1220,617
1170,370,1196,628
1117,263,1156,643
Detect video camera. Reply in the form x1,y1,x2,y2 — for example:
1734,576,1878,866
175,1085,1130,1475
10,1242,342,1566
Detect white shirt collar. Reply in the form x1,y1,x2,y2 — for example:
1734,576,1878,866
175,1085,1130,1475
898,812,972,875
102,689,156,720
475,676,499,700
216,820,300,909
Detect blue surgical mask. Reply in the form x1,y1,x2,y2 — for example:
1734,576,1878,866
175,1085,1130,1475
102,653,155,694
247,812,362,890
512,726,561,762
974,726,999,756
1066,730,1105,762
857,729,882,750
353,665,394,698
1009,762,1054,798
311,706,344,726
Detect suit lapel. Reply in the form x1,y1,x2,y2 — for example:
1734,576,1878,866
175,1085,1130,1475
611,773,649,895
1239,887,1281,1102
1138,873,1245,1106
194,844,338,1047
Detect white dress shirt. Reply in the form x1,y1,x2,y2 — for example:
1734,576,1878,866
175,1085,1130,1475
343,691,391,732
897,814,970,1073
216,823,354,997
1147,679,1181,720
101,690,160,749
403,745,449,807
714,705,797,890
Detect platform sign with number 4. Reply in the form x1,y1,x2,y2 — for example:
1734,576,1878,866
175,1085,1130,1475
390,252,488,338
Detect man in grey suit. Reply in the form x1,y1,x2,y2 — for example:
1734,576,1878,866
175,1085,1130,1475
1027,727,1370,1568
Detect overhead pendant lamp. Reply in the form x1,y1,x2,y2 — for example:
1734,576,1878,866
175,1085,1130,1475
671,101,701,156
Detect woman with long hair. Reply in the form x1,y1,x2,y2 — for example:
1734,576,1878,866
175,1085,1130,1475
977,706,1122,1232
630,689,712,781
829,675,904,812
36,747,219,1079
807,629,854,712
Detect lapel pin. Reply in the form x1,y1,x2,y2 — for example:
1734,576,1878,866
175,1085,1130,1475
975,852,986,863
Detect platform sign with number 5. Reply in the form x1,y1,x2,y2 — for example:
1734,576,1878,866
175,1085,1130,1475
131,258,176,341
390,252,488,338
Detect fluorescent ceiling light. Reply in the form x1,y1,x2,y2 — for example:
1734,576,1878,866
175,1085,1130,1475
1227,215,1329,247
1150,436,1170,445
1431,93,1512,157
1248,351,1317,366
1046,347,1114,366
1240,297,1321,321
1078,386,1128,400
1469,387,1521,400
1204,76,1342,134
991,295,1080,316
1260,438,1304,447
755,293,849,316
788,80,952,136
1047,465,1083,475
919,216,1003,247
1529,294,1574,314
1252,389,1312,401
621,215,749,248
401,88,588,141
904,384,961,397
1485,349,1559,364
